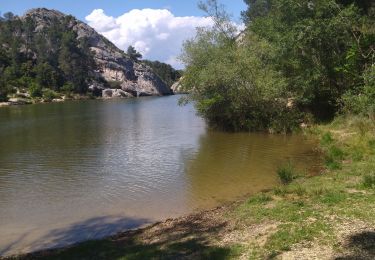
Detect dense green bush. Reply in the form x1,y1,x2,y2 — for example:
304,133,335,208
181,28,299,132
61,82,74,93
342,66,375,117
28,82,42,98
43,89,59,101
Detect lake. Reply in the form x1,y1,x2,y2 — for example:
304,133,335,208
0,95,320,256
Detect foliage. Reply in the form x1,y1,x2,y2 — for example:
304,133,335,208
61,82,75,93
43,89,59,101
28,82,42,98
0,13,96,97
142,60,182,87
126,45,142,61
181,4,302,131
277,162,296,185
181,0,375,131
342,65,375,117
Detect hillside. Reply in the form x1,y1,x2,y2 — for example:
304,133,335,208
0,8,176,102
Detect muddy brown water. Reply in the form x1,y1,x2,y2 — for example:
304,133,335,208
0,95,320,256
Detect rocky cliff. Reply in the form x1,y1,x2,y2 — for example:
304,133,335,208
23,8,172,97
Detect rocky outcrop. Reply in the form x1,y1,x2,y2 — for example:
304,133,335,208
102,89,133,98
171,77,188,94
23,8,172,98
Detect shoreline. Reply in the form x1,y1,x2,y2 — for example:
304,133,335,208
0,93,177,108
4,198,245,259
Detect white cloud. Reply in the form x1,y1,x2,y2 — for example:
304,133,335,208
85,8,215,69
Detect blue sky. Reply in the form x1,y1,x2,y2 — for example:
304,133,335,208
0,1,247,68
0,0,246,22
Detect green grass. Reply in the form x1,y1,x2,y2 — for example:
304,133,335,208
230,115,375,258
362,174,375,189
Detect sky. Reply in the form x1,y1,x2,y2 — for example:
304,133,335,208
0,1,247,68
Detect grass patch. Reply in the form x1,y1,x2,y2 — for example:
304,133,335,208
321,132,334,145
247,193,273,205
362,174,375,189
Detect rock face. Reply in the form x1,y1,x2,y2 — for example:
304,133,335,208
23,8,172,97
102,89,133,98
171,78,188,94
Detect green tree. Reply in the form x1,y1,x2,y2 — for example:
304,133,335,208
127,45,142,61
142,60,182,86
243,0,374,120
35,62,59,90
181,1,297,132
58,31,90,93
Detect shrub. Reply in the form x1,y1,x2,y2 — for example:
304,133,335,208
362,174,375,189
61,82,74,93
342,66,375,116
43,89,59,101
29,82,42,98
277,162,296,185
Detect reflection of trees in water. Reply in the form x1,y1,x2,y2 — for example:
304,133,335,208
184,132,319,206
0,101,106,168
0,101,108,223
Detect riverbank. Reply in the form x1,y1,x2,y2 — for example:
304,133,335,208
0,93,96,107
6,116,375,260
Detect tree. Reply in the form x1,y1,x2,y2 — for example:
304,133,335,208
242,0,374,120
180,0,298,132
142,60,182,86
3,12,15,21
127,45,142,61
58,31,90,93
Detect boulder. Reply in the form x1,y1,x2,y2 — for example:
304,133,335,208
102,88,133,98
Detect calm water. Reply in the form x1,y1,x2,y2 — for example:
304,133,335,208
0,96,319,255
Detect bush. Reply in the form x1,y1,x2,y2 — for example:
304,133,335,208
43,89,59,101
61,82,74,93
29,82,42,98
342,66,375,116
277,162,296,185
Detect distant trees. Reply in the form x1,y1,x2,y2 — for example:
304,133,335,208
0,13,96,98
142,60,182,87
